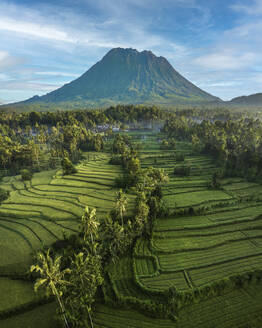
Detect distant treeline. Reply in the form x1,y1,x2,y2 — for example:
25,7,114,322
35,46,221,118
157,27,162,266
0,105,170,175
0,104,259,177
0,105,169,127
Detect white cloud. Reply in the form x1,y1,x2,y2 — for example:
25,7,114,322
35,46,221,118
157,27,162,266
0,73,9,80
0,7,171,53
231,0,262,16
198,81,243,88
0,0,261,103
0,18,76,43
36,71,79,78
193,52,256,70
0,51,25,71
0,80,62,92
0,0,203,53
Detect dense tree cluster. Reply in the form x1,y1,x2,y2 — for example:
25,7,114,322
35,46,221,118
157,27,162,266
0,105,171,176
111,134,141,188
0,104,170,129
111,134,169,236
163,115,262,181
0,119,105,175
104,104,168,124
31,206,103,328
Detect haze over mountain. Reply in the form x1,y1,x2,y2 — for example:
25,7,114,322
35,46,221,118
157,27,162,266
230,93,262,106
8,48,220,108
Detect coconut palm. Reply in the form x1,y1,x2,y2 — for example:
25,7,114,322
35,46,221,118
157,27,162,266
65,251,103,328
135,196,149,233
80,206,100,245
30,249,71,328
115,189,127,227
102,216,126,262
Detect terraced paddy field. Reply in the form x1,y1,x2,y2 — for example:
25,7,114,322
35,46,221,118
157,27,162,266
0,152,133,274
2,283,262,328
2,132,262,327
132,137,262,295
93,283,262,328
106,132,262,327
0,152,135,326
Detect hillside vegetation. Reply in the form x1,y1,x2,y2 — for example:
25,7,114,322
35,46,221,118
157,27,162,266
230,93,262,106
0,106,262,328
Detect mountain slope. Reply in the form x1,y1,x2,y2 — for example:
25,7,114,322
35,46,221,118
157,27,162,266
230,93,262,106
10,48,220,108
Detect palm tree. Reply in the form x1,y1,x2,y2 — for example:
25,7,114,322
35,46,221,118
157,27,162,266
115,189,127,227
80,206,100,245
65,251,103,328
30,249,71,328
135,196,149,233
103,217,126,262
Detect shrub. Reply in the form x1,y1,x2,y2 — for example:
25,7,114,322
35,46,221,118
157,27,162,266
208,171,222,189
61,157,77,175
20,169,33,181
151,185,163,200
109,155,122,165
0,188,9,203
115,173,137,189
175,153,185,162
174,164,191,176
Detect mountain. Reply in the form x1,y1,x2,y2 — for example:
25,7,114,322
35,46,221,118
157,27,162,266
230,93,262,106
6,48,220,108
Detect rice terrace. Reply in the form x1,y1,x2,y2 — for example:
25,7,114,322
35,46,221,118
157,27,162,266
0,105,262,328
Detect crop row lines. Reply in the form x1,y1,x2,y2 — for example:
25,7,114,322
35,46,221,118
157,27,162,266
155,214,262,233
158,251,262,274
152,234,262,254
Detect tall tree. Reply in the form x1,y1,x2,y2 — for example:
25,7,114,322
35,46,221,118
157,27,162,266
80,206,100,246
115,189,128,227
64,251,103,328
30,249,71,328
134,192,149,234
101,216,127,262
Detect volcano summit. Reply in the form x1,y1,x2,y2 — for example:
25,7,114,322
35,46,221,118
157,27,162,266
16,48,220,108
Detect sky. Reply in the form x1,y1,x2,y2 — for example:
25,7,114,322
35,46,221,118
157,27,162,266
0,0,262,103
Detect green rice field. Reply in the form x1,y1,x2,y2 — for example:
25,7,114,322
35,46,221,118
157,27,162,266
1,132,262,328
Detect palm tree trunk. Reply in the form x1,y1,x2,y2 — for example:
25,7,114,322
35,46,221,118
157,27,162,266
55,290,70,328
87,309,94,328
120,208,124,227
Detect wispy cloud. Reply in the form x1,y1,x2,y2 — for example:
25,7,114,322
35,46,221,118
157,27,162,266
0,51,25,71
193,52,256,70
0,0,191,55
36,71,80,78
0,0,196,103
0,80,62,92
0,0,261,103
231,0,262,16
0,18,76,43
198,80,243,88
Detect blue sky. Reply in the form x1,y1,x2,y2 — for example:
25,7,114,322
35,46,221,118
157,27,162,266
0,0,261,103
